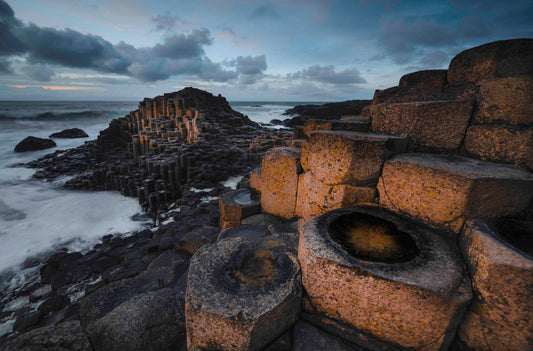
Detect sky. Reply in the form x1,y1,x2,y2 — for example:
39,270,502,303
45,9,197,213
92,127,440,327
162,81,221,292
0,0,532,101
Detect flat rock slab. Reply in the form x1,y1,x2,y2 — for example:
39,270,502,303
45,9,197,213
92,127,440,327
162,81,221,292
399,69,447,91
261,147,302,219
49,128,89,138
464,124,533,169
299,206,472,350
447,38,533,85
14,136,56,152
186,237,301,350
474,77,533,126
302,119,370,137
457,218,533,351
372,100,474,151
217,224,271,242
377,153,533,234
296,171,376,222
305,131,407,186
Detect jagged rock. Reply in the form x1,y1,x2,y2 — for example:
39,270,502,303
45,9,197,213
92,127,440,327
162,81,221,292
299,206,472,350
14,136,56,152
49,128,88,138
186,237,301,350
0,320,92,351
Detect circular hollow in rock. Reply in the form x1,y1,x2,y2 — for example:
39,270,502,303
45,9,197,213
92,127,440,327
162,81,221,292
298,206,472,350
217,224,271,242
328,212,419,263
186,237,301,351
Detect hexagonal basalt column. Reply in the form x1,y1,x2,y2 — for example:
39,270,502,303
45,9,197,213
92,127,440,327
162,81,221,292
219,188,261,229
302,119,370,138
306,131,407,186
457,218,533,351
261,147,302,219
186,237,301,351
378,153,533,234
299,206,472,350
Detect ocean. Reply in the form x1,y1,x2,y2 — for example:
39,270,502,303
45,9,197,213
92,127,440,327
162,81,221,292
0,99,321,289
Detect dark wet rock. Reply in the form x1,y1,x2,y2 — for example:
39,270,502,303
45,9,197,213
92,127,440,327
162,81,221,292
293,321,362,351
87,288,186,351
282,100,371,121
13,311,42,332
14,136,56,152
217,223,271,242
37,295,70,315
270,118,283,125
0,320,92,351
263,328,293,351
49,128,88,138
92,256,119,273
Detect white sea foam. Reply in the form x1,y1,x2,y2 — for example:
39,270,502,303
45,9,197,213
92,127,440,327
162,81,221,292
220,175,243,189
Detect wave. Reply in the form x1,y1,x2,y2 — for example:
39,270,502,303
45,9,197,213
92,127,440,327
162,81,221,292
0,110,111,120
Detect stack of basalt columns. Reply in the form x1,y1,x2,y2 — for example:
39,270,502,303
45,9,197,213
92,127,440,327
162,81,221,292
249,39,533,350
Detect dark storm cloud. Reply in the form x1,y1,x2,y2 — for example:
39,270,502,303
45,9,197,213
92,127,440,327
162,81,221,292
288,65,367,85
152,29,212,59
0,0,259,84
420,51,449,68
456,17,489,38
0,57,11,73
151,15,178,32
236,55,267,75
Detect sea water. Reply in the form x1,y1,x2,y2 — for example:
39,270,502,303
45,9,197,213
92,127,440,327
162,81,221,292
0,100,321,289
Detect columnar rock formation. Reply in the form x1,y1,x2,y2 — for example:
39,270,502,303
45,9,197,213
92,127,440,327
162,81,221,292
192,38,533,350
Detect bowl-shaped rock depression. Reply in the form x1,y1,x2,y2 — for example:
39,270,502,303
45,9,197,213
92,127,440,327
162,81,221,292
299,206,472,350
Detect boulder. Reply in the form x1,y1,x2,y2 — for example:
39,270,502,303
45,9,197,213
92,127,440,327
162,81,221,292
249,167,262,192
464,124,533,169
299,206,472,350
399,69,448,91
186,237,301,350
474,77,533,126
457,218,533,351
261,147,302,219
372,100,474,151
305,131,407,186
447,38,533,85
378,154,533,234
49,128,89,138
14,136,56,152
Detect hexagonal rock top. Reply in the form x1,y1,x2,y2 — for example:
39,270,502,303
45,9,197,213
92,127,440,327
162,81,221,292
298,206,472,350
219,188,261,229
186,236,301,351
378,153,533,234
457,218,533,351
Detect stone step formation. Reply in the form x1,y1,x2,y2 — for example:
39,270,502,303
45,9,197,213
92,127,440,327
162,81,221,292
191,38,532,351
2,39,532,351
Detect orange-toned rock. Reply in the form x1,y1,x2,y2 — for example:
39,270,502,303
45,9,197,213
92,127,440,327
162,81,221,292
464,124,533,169
302,119,370,137
219,188,261,229
299,207,472,350
372,100,474,150
447,39,533,86
457,218,533,351
399,69,447,91
285,139,305,148
360,105,371,117
186,237,301,351
306,131,407,186
474,77,533,125
296,171,376,221
378,154,533,234
249,167,262,192
261,147,302,219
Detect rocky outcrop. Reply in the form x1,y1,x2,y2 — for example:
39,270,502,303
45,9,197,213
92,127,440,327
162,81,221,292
49,128,89,138
281,100,371,126
14,136,56,152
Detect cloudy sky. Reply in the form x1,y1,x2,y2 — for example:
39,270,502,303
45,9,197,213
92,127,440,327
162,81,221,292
0,0,531,101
